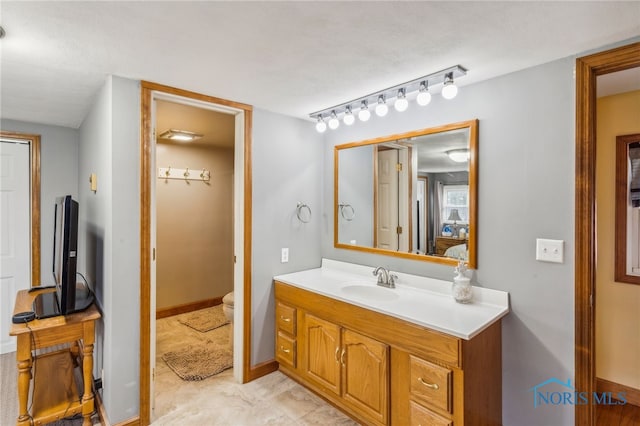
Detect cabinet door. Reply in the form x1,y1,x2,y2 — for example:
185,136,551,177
342,329,389,425
302,313,341,396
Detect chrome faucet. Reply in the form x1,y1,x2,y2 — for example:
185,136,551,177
372,267,397,288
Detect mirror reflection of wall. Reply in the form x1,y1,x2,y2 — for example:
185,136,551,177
335,120,477,267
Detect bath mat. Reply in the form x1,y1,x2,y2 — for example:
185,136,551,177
178,305,229,332
162,342,233,381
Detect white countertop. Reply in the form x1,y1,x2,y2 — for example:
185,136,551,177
274,259,510,340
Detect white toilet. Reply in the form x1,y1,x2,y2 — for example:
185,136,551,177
222,291,234,350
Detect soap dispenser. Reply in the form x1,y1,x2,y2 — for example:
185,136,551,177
452,260,473,303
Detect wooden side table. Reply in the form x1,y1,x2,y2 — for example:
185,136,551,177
9,289,101,426
435,236,468,256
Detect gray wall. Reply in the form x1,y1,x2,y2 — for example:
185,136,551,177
251,108,323,364
322,58,575,425
0,119,79,284
78,76,141,424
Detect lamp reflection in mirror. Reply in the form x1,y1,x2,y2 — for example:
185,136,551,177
447,149,470,162
448,209,462,225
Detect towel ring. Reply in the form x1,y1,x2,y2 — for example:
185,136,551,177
339,203,355,221
296,202,312,223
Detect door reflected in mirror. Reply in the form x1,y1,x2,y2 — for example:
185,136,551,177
334,120,478,268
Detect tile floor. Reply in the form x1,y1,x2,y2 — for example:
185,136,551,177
153,308,358,425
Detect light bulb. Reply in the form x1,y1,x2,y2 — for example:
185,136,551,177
328,111,340,130
394,89,408,112
416,82,432,106
358,101,371,121
315,117,327,133
343,107,355,125
375,95,388,117
442,74,458,100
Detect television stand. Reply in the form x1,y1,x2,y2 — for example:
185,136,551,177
9,288,101,426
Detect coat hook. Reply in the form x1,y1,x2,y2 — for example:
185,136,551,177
200,169,207,180
165,166,171,178
184,167,190,179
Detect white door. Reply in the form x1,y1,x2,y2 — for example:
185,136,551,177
377,149,399,250
397,148,410,252
0,140,31,354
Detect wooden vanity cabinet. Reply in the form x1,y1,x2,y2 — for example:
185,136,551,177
275,301,297,369
274,280,502,426
302,312,389,425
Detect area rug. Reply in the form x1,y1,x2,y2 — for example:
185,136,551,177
162,341,233,381
178,305,229,332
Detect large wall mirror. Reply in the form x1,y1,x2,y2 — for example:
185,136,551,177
334,119,478,268
615,133,640,284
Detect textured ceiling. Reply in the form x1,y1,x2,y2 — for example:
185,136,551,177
1,2,639,129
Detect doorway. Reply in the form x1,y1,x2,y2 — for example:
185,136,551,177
139,82,253,425
575,41,640,425
0,131,40,354
152,99,236,416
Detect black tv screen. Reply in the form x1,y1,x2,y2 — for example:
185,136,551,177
53,195,78,314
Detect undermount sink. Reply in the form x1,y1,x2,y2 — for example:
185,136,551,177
340,282,400,302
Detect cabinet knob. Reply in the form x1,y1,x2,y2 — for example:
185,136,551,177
279,346,290,354
280,316,291,322
418,377,439,390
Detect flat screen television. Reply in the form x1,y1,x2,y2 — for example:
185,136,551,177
53,195,78,313
33,195,93,318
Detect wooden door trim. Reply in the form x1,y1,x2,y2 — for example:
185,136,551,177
575,41,640,426
139,81,255,425
0,131,41,286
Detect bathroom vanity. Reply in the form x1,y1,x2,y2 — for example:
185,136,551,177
274,259,509,426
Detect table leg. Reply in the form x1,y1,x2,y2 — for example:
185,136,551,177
81,321,95,426
16,334,32,426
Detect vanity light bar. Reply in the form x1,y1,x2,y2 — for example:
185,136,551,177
309,65,467,127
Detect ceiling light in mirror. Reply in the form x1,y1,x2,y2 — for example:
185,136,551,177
447,149,470,162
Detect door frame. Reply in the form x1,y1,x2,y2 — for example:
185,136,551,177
139,81,254,425
575,41,640,425
0,131,41,286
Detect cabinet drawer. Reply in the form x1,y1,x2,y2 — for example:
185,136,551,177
409,400,452,426
276,301,296,335
409,355,452,414
276,331,296,368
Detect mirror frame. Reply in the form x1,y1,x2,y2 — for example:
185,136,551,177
334,119,478,268
615,133,640,284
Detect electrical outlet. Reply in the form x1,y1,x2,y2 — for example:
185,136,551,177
536,239,564,263
281,248,289,263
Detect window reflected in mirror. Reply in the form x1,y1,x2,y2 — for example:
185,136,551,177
334,120,478,268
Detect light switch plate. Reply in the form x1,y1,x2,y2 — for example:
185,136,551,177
281,248,289,263
536,238,564,263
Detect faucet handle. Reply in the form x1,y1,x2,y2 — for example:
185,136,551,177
389,274,398,287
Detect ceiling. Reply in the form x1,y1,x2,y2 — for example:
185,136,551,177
1,2,639,129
